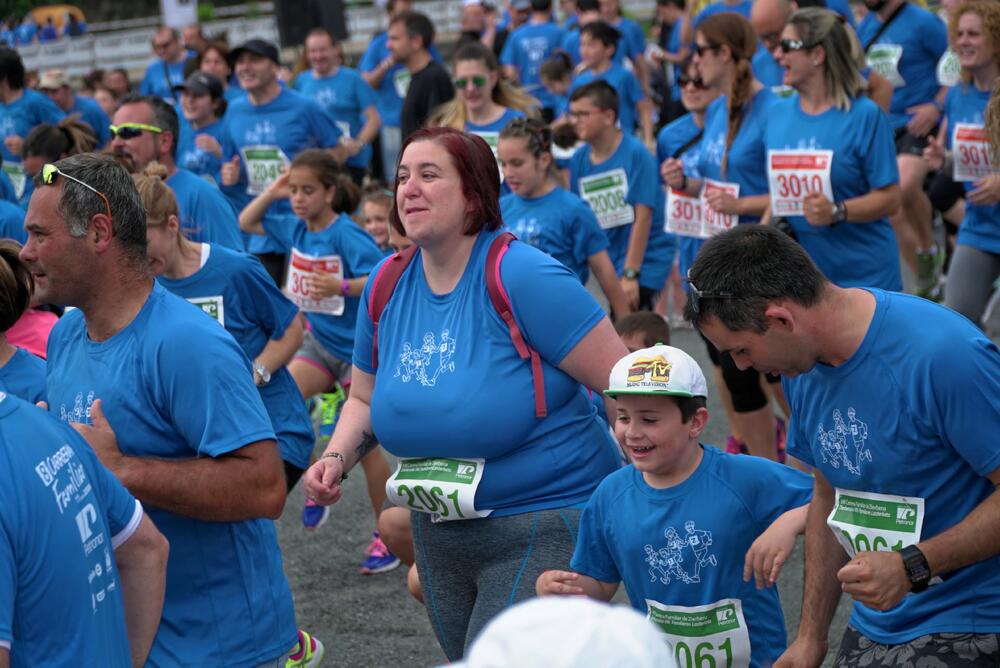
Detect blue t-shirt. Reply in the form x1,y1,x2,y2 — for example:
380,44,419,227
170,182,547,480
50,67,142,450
695,90,778,225
560,27,632,67
354,230,620,517
70,94,111,148
694,0,753,28
222,87,343,254
293,67,378,169
358,32,442,128
572,446,812,667
262,213,384,363
613,17,646,62
157,244,314,470
45,283,297,667
0,171,16,204
783,289,1000,644
943,84,1000,255
751,47,786,91
0,198,25,243
167,168,244,251
500,186,609,284
0,89,64,198
0,348,45,404
139,56,191,101
500,22,567,109
570,63,645,133
13,23,35,46
640,186,678,292
177,116,227,185
658,112,707,282
0,393,140,668
569,133,659,274
764,95,901,290
857,3,947,129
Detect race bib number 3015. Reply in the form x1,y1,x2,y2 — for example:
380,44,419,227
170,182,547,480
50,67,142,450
646,598,751,668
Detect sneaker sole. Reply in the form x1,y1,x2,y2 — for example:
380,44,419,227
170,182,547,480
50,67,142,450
302,509,330,531
360,558,402,575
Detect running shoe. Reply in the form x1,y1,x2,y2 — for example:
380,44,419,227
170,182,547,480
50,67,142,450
286,629,324,668
360,532,401,574
915,246,945,301
302,497,330,531
314,387,346,440
724,435,748,455
775,416,787,464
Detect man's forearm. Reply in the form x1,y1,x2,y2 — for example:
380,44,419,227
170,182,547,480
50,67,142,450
114,441,286,522
117,515,168,668
920,485,1000,577
797,481,847,643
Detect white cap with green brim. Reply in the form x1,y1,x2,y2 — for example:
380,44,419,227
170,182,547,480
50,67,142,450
604,343,708,398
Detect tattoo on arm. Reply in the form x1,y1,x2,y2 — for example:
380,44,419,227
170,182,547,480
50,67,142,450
355,431,378,461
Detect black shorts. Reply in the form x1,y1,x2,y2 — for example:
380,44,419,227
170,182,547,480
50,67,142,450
928,169,966,215
894,126,936,157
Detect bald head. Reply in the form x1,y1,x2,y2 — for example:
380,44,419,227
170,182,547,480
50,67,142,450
753,0,793,44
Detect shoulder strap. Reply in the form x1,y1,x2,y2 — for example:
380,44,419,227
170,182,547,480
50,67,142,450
485,232,547,418
672,129,704,160
368,245,420,370
863,2,907,51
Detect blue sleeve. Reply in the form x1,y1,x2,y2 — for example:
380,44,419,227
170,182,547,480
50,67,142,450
501,243,606,365
925,338,1000,478
339,223,384,278
0,502,13,646
352,254,393,373
356,73,378,109
923,11,949,62
500,33,516,66
0,172,15,203
781,377,815,467
359,43,380,71
138,64,156,95
572,200,610,263
89,103,111,147
861,102,899,191
730,456,813,530
237,255,300,341
943,87,959,149
37,95,65,126
291,73,306,92
625,21,646,59
196,189,245,251
259,214,299,253
154,321,275,457
307,101,343,148
628,144,659,210
626,71,645,105
570,482,622,583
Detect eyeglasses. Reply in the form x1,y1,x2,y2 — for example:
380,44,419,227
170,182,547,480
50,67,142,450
693,43,721,57
454,75,488,89
779,38,816,53
678,73,707,89
152,40,174,50
568,109,596,120
685,270,734,314
41,164,113,221
109,123,163,140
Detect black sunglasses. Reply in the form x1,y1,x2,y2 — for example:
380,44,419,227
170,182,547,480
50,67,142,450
693,43,721,57
779,38,816,53
685,270,735,314
678,73,707,89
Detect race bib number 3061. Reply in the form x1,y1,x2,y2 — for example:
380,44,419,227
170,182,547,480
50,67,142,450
827,488,924,558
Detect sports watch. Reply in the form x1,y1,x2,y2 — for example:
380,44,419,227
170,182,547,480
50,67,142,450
252,361,271,386
623,268,640,280
831,201,848,224
900,545,932,593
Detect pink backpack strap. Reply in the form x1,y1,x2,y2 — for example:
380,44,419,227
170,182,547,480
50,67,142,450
485,232,547,418
368,245,419,369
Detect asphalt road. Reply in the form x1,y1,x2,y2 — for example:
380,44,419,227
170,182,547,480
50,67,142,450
275,325,855,667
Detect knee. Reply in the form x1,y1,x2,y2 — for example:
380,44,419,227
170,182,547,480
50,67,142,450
897,157,927,196
407,563,424,603
377,506,414,565
723,362,767,413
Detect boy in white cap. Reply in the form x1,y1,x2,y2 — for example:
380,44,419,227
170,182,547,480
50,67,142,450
537,344,812,667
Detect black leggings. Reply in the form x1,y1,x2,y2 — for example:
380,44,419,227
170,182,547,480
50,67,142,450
284,461,306,493
699,332,778,413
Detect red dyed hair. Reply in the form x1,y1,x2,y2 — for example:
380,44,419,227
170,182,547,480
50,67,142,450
389,126,502,237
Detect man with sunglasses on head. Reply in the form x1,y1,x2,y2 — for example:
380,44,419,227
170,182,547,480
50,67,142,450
688,224,1000,668
139,27,195,103
20,152,301,668
389,11,455,142
111,94,244,251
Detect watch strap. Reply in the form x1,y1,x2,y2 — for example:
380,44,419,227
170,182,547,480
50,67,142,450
900,545,931,593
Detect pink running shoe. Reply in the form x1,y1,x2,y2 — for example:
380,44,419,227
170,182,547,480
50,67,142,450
725,434,748,455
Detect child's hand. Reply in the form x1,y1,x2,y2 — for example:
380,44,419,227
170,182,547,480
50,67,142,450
743,507,806,588
305,271,339,299
536,569,586,597
221,155,241,186
263,169,291,200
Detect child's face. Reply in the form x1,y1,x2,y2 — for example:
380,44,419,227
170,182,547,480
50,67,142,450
579,32,612,69
388,222,414,253
541,74,570,96
497,135,550,198
289,166,334,222
614,394,705,483
363,200,391,248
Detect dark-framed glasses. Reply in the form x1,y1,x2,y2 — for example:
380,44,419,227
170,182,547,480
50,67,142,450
42,164,113,220
685,270,735,314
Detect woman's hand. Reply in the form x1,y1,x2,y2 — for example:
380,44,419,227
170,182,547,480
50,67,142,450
302,456,346,506
968,174,1000,206
922,134,946,172
195,134,223,158
802,193,835,227
661,157,686,190
703,187,741,215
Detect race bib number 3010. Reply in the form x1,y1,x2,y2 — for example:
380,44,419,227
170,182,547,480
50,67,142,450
767,149,834,216
700,179,740,237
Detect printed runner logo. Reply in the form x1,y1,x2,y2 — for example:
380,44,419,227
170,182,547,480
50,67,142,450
644,521,717,585
814,407,872,476
395,329,457,387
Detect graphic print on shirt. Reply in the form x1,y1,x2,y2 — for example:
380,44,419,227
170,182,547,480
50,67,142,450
60,390,96,425
394,329,457,387
508,216,541,247
244,120,278,144
644,521,717,585
814,407,872,475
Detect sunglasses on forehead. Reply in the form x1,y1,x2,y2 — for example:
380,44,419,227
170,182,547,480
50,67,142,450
41,164,113,220
109,122,163,140
685,270,735,314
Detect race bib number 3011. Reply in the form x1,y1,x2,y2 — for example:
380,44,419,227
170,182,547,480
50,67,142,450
646,598,751,668
386,457,493,522
767,150,834,216
665,188,704,238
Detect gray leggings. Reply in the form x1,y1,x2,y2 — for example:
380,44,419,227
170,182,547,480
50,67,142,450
411,507,582,661
945,244,1000,328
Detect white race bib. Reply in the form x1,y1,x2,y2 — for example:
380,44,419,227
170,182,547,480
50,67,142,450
952,123,993,182
828,488,924,558
187,296,225,326
665,188,703,238
386,457,493,522
646,598,752,668
936,50,961,88
700,179,740,237
335,121,352,141
284,248,345,316
469,130,504,182
580,168,634,229
867,44,905,88
240,145,290,196
2,163,25,199
393,68,411,98
767,149,834,217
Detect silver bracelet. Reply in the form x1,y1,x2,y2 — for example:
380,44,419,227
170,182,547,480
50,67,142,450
320,451,348,480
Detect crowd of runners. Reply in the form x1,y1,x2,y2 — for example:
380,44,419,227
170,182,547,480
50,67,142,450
0,0,999,666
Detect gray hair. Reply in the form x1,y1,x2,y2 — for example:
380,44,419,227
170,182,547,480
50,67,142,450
34,153,148,262
119,93,180,159
789,7,866,111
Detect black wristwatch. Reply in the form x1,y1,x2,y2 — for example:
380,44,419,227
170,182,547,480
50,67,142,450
831,201,848,224
623,267,640,280
900,545,932,593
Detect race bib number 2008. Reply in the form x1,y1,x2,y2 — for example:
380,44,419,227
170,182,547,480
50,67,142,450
580,168,635,230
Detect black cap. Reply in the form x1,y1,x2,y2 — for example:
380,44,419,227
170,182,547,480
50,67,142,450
230,38,280,66
173,71,224,98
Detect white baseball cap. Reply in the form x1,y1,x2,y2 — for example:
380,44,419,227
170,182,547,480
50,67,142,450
605,344,708,398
